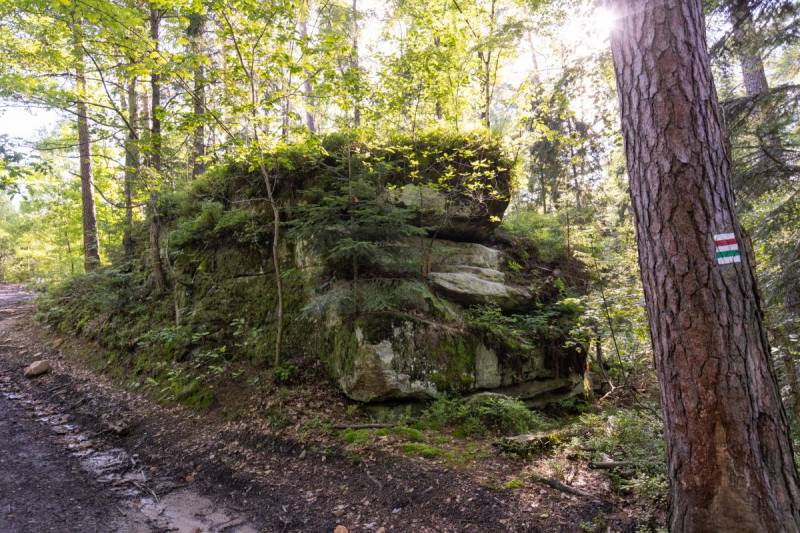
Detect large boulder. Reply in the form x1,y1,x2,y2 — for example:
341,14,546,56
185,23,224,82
321,238,587,403
326,311,586,403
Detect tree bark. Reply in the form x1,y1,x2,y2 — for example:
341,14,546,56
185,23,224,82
123,74,138,260
607,1,800,531
72,21,100,272
149,7,166,292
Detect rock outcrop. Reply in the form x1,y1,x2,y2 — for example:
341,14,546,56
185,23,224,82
388,183,509,242
317,238,587,403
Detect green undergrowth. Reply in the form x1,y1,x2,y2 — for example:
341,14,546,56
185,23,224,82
501,209,568,263
34,265,311,411
573,406,668,505
339,421,492,466
419,394,546,437
336,394,550,466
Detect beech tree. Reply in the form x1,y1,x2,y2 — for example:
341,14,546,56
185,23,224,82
606,0,800,530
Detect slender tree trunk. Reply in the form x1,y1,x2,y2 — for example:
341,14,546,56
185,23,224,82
537,167,547,213
774,328,800,419
123,74,138,259
73,21,100,272
480,52,491,129
281,77,291,140
149,7,166,292
434,36,443,121
727,0,788,191
187,12,206,178
478,0,496,130
299,4,316,133
150,9,162,172
351,0,360,127
607,1,800,531
730,0,769,97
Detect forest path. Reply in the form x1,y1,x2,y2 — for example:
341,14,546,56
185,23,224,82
0,285,260,533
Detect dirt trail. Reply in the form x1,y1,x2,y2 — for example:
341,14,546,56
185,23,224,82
0,285,260,533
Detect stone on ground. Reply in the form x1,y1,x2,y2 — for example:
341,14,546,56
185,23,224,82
23,360,51,378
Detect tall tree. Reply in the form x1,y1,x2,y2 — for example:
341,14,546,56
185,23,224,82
299,0,316,133
607,0,800,530
351,0,361,127
187,11,207,178
729,0,769,96
71,17,101,272
148,6,166,291
123,73,138,259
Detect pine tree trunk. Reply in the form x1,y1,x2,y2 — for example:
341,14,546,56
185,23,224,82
607,1,800,531
123,75,138,259
730,0,769,97
73,22,100,272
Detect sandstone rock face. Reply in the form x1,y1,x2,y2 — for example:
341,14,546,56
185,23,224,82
329,311,586,403
24,360,51,378
427,271,531,310
324,244,588,403
419,239,531,310
336,325,437,402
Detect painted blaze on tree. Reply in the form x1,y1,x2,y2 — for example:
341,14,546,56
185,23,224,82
606,0,800,531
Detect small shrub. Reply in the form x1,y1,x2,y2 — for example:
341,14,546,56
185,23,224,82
502,478,523,490
582,408,664,468
391,426,425,442
501,209,566,262
399,442,445,458
421,393,544,437
342,428,372,445
273,363,299,384
580,407,667,504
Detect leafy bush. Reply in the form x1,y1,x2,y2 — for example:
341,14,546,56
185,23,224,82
391,426,425,442
273,363,299,384
582,408,664,467
376,129,512,204
342,428,372,445
398,442,446,458
501,209,566,262
421,393,544,437
466,298,587,351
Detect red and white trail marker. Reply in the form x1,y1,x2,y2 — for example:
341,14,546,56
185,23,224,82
714,232,742,265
